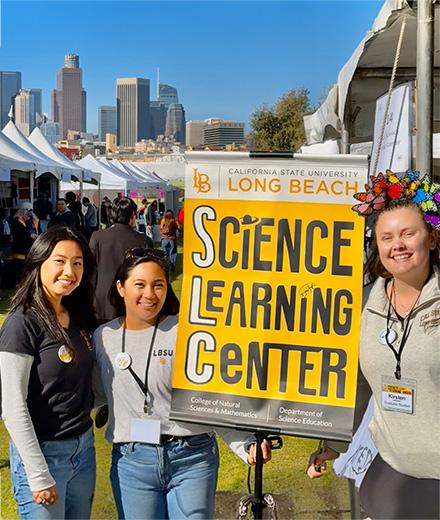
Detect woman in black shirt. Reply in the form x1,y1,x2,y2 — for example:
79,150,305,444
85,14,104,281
0,226,97,519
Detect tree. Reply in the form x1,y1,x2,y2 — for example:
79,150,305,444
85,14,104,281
249,88,312,151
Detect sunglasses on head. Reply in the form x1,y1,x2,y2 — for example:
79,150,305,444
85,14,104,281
125,248,166,260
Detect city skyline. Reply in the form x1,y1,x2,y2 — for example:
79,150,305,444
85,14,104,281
0,1,382,134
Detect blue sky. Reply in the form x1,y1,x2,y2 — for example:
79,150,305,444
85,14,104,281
1,1,382,133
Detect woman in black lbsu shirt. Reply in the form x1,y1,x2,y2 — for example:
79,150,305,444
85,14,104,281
0,226,97,519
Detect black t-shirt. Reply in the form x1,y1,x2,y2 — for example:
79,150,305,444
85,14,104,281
0,308,94,442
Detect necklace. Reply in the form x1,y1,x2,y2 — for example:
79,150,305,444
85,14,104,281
390,280,421,318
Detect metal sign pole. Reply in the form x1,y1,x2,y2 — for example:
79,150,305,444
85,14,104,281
416,0,434,177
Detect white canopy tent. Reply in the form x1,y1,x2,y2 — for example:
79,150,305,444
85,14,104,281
0,153,35,180
0,131,47,175
74,155,145,193
29,127,99,184
104,159,168,191
3,121,67,180
304,0,439,150
125,162,172,190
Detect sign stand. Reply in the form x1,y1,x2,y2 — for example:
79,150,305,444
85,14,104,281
237,433,283,520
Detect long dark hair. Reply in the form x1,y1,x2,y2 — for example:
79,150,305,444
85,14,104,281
109,250,179,318
365,201,440,282
10,226,97,345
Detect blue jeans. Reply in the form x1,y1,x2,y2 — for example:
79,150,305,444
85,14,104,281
111,433,219,519
161,239,177,271
10,427,96,519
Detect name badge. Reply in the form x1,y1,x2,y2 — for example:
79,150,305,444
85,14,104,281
381,375,416,415
129,418,161,444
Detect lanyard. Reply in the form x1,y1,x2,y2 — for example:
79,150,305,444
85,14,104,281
385,282,420,380
121,315,160,414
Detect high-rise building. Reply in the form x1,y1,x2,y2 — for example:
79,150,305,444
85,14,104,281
82,90,87,133
0,71,22,129
106,133,117,153
40,114,60,145
52,54,86,139
203,119,245,147
159,83,178,106
149,101,167,139
98,106,117,141
186,120,206,148
116,77,150,147
14,88,42,136
165,104,186,143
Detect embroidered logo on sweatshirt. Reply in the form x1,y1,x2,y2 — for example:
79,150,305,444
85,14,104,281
419,308,440,332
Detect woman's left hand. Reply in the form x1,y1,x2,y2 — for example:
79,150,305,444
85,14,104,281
247,439,272,465
32,484,58,506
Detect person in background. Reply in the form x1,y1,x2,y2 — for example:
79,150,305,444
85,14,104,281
89,197,148,324
177,200,184,238
99,197,112,229
137,199,148,234
48,199,75,229
93,249,270,519
0,226,97,519
10,202,39,285
160,209,178,272
308,171,440,519
82,197,98,240
0,207,11,245
34,193,53,233
146,200,158,244
65,192,84,231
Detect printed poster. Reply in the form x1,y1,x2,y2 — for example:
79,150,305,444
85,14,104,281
170,152,368,441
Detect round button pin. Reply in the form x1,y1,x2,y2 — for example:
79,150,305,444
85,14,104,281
379,329,397,345
58,345,73,363
115,352,132,370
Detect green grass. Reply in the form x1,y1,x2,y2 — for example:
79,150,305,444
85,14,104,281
0,250,350,519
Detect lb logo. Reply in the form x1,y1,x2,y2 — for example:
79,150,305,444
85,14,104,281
192,168,211,193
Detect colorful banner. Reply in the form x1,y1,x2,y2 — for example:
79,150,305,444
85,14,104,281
171,152,368,441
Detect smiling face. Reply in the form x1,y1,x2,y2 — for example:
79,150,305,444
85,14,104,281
40,240,84,304
375,205,436,283
117,261,168,329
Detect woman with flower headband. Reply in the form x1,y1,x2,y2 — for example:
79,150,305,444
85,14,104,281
93,247,271,520
307,171,440,519
0,225,98,519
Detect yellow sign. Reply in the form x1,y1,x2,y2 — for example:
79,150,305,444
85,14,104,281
171,153,368,441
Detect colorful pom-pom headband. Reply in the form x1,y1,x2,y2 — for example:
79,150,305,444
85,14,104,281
351,169,440,230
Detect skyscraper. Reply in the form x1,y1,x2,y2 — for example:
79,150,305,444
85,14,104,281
186,120,206,148
14,88,42,136
203,119,245,147
165,103,186,144
159,83,178,105
116,78,150,147
149,101,167,140
0,71,22,129
98,106,117,141
52,54,86,139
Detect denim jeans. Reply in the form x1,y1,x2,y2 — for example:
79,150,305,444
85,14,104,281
111,433,219,519
161,239,177,272
10,427,96,519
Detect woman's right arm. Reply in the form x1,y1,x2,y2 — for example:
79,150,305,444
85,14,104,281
0,352,56,491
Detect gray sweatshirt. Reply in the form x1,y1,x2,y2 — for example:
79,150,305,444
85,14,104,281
93,315,252,461
328,270,440,479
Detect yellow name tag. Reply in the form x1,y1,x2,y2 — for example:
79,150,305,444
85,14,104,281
381,375,416,415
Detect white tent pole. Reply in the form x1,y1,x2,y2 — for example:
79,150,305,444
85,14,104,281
416,0,433,178
97,182,102,227
30,170,35,204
